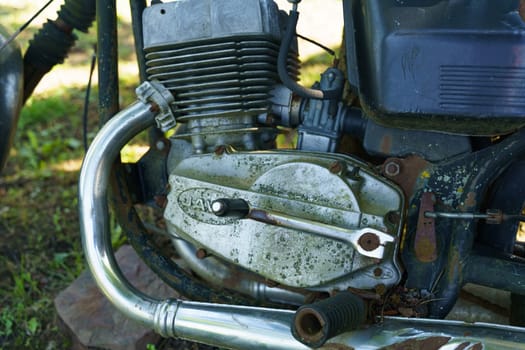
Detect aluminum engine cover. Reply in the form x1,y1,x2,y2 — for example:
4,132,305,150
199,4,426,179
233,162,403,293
164,149,404,289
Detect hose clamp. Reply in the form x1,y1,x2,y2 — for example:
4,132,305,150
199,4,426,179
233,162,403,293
136,80,176,132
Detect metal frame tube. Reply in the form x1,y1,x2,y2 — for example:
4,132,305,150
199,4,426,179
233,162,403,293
97,0,120,124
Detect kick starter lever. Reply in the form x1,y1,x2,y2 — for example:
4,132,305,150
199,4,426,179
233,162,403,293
211,198,395,260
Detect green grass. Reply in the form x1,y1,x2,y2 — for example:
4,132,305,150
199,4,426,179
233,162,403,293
0,1,340,349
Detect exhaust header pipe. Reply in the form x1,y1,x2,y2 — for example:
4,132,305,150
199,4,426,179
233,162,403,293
78,82,310,350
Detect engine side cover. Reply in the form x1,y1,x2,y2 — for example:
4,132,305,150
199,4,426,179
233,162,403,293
164,150,404,289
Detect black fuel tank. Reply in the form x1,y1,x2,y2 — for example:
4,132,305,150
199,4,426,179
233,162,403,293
0,25,23,171
343,0,525,135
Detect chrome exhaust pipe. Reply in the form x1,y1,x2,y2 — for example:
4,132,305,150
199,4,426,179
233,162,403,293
173,239,307,306
78,83,310,350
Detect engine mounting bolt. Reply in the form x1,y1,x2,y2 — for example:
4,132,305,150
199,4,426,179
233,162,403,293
196,248,208,260
358,233,381,252
385,161,401,177
386,211,400,225
329,161,344,174
373,267,383,277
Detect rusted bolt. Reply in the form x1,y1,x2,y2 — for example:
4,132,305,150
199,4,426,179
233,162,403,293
329,161,344,174
214,145,226,156
384,161,401,177
373,267,383,277
386,211,401,225
358,233,381,252
196,248,208,259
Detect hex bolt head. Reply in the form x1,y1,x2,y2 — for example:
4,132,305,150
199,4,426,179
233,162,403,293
329,161,344,174
384,161,401,177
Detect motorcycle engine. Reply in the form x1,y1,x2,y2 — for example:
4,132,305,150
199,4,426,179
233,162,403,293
143,0,404,294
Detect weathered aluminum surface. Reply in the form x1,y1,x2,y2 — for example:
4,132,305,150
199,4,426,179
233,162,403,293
143,0,281,48
164,149,404,289
142,0,299,153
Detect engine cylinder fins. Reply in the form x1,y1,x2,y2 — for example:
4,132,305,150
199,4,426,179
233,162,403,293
145,35,299,121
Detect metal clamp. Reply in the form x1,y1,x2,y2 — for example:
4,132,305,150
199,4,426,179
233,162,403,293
135,80,176,132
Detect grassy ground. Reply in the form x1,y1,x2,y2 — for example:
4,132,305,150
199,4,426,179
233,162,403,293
0,1,341,349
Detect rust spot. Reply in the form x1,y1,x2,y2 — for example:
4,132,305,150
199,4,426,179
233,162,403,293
214,145,226,156
149,102,160,113
358,233,381,251
382,156,430,199
381,336,451,350
520,0,525,21
374,267,383,277
248,209,281,226
154,195,168,209
380,134,393,155
463,192,477,210
415,192,438,262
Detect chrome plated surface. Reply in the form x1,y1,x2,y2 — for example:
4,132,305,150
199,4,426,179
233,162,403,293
171,302,310,350
79,101,160,325
328,317,525,350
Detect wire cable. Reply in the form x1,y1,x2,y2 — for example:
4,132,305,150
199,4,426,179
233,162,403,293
0,0,55,53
